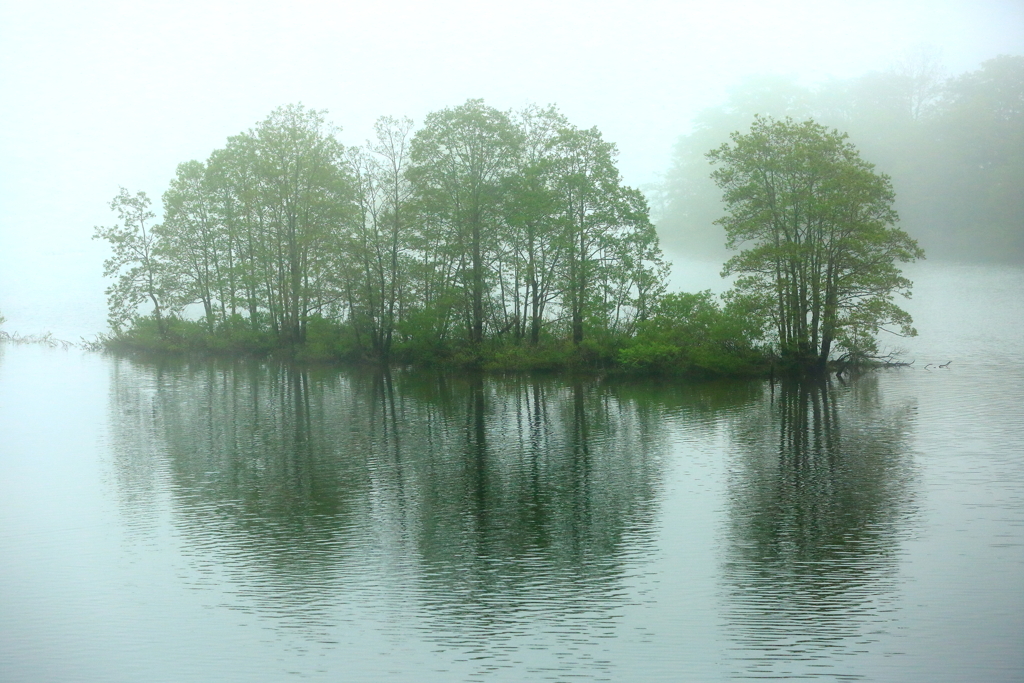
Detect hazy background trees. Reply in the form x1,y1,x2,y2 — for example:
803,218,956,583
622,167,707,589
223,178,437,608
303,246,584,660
657,55,1024,264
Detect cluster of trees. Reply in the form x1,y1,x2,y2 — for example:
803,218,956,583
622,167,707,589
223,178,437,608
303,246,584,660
99,96,929,375
96,101,666,364
658,54,1023,264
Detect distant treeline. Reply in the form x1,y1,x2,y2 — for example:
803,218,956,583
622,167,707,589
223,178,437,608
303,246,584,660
658,54,1024,263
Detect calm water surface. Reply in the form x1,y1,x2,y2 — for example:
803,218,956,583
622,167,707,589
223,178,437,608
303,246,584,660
1,263,1022,681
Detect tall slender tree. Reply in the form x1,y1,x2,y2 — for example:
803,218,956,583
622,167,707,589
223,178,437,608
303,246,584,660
549,126,665,344
159,160,226,330
248,104,355,344
93,188,169,334
503,105,567,344
346,116,416,359
408,100,523,346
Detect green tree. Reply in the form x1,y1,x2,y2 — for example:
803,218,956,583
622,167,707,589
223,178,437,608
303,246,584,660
247,104,355,344
345,116,415,359
549,125,665,344
369,116,415,357
708,116,924,372
159,160,226,331
206,133,272,330
502,104,567,344
408,100,523,346
93,188,170,334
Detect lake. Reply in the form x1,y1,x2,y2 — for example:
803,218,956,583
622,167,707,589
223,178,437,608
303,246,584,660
1,262,1022,682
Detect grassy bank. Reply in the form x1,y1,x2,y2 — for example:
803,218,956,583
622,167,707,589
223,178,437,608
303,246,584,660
101,309,772,380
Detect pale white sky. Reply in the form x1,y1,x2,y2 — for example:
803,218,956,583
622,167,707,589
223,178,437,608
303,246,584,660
1,0,1021,338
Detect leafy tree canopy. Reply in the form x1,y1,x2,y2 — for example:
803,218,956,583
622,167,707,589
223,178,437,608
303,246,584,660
708,116,924,372
94,101,667,367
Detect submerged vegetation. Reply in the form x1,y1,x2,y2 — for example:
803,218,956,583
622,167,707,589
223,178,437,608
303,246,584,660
95,100,921,377
0,329,74,349
0,310,75,349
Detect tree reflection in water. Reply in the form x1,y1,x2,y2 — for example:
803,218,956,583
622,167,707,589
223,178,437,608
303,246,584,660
722,377,918,679
106,359,668,675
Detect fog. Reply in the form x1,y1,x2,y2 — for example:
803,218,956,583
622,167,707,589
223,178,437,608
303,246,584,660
1,0,1021,339
657,55,1024,265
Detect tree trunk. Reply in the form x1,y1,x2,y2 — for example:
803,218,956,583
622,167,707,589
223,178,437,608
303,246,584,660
471,219,484,345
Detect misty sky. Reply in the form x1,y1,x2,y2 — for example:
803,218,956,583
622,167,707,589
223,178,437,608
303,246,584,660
1,0,1021,339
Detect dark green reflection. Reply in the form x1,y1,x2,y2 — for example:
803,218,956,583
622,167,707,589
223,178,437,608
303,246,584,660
106,360,671,654
722,377,917,678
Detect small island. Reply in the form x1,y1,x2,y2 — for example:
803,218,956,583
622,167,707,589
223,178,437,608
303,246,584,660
95,103,921,378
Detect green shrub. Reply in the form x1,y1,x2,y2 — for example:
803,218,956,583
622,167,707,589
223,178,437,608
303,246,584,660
618,342,682,373
481,341,574,371
621,290,769,378
299,315,354,362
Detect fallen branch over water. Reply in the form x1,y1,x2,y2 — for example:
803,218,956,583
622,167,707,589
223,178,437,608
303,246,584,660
834,350,915,378
0,331,74,350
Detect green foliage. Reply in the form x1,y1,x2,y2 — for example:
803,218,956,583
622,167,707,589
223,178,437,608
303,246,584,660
93,188,169,334
158,159,224,329
620,291,767,377
344,116,415,360
708,116,923,371
298,316,359,362
211,315,276,355
617,342,682,373
547,125,668,344
98,100,670,368
106,315,275,356
480,342,575,372
407,99,524,346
